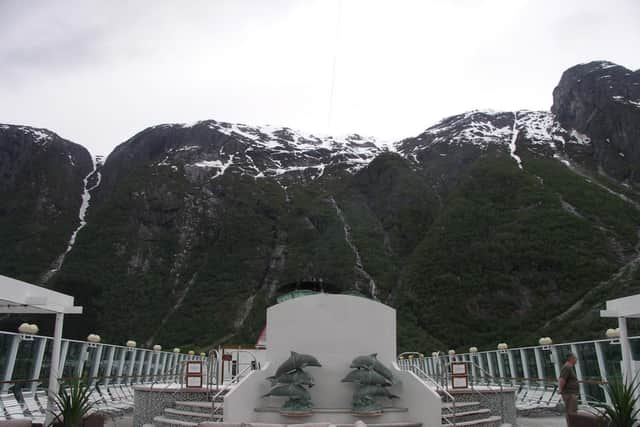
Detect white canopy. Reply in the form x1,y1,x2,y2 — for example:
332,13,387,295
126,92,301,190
0,274,83,314
600,293,640,386
600,293,640,318
0,274,82,425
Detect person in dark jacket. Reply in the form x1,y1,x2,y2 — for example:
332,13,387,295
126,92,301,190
559,352,579,423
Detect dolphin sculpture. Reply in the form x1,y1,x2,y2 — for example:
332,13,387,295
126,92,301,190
274,351,322,377
353,384,399,400
264,383,311,401
341,369,391,386
267,368,315,387
349,353,394,381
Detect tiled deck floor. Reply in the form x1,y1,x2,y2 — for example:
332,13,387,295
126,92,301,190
105,415,566,427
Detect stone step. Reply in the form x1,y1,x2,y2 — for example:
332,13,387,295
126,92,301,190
441,415,502,427
153,416,198,427
442,408,491,423
442,401,482,410
174,400,222,413
164,408,217,420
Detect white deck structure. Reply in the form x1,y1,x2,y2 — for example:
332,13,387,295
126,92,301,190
0,274,83,425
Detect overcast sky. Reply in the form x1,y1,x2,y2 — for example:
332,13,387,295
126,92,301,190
1,0,639,156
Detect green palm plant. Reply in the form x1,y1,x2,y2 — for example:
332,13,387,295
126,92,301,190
596,375,639,427
49,378,94,427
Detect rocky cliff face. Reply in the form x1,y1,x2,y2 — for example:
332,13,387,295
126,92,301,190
0,125,93,282
3,61,640,352
552,60,640,183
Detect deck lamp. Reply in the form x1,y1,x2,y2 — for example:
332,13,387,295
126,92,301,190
188,350,195,355
606,328,620,344
153,344,162,352
126,340,137,350
173,348,181,353
497,343,508,354
538,337,553,350
448,349,456,356
87,334,101,348
431,352,439,358
200,352,206,357
18,323,38,340
469,347,478,354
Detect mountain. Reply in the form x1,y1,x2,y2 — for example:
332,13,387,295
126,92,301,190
2,60,640,352
0,124,94,282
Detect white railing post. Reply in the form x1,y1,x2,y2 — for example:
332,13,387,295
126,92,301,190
127,348,137,384
571,344,588,404
534,347,545,384
497,351,506,382
550,345,562,379
520,349,530,387
507,349,517,385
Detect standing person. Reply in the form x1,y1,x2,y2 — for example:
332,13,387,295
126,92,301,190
559,352,579,423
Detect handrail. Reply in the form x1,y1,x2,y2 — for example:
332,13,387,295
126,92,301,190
406,364,457,426
206,364,255,418
453,360,505,422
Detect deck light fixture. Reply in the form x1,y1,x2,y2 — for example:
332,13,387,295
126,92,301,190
431,352,439,358
448,349,456,356
606,328,620,344
18,323,38,340
126,340,137,350
173,347,181,353
200,352,206,357
87,334,101,347
497,343,508,354
538,337,553,350
153,344,162,352
188,350,195,355
469,347,478,354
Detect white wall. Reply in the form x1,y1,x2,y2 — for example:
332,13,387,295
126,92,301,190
224,294,441,426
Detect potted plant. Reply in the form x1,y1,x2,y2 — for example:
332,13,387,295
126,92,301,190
595,375,639,427
49,378,94,427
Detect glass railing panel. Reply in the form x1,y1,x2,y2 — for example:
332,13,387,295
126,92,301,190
575,342,604,403
524,348,538,383
601,340,623,379
37,337,53,391
12,337,40,383
61,341,85,379
630,337,640,360
0,332,16,378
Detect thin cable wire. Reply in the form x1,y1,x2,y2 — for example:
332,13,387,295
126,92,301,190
327,0,342,133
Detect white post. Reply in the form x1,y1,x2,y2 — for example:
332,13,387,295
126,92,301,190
618,316,633,383
45,313,64,427
497,351,506,382
507,350,517,385
550,346,562,379
520,349,530,386
534,347,545,384
570,344,587,404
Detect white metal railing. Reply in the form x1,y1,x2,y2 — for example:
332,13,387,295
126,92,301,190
0,330,205,393
398,335,640,406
